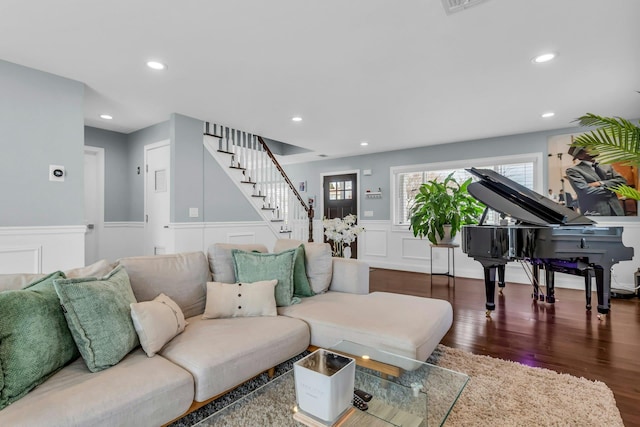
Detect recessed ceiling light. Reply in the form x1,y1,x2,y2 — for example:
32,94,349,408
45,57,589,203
360,141,369,146
291,116,303,122
100,114,113,120
532,53,557,64
541,112,555,118
146,61,167,70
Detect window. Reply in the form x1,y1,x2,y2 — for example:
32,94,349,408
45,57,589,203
392,154,541,226
328,180,353,200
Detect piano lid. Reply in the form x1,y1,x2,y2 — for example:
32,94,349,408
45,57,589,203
467,167,595,226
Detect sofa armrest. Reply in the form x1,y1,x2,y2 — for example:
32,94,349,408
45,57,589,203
329,258,370,295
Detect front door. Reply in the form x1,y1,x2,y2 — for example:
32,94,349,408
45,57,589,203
323,173,358,258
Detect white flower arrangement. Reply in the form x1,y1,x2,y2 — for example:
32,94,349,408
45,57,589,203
322,214,365,257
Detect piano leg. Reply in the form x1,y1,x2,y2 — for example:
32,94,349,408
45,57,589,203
545,267,555,303
594,266,611,317
484,266,496,316
584,268,593,311
497,264,506,294
532,264,542,301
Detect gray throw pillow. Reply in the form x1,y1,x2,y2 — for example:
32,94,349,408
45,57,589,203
54,266,139,372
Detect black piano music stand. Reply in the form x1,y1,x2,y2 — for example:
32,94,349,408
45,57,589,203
430,243,459,287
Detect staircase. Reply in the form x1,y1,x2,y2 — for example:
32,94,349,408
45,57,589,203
203,122,313,242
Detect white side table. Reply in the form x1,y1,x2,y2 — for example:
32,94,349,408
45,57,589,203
429,243,459,287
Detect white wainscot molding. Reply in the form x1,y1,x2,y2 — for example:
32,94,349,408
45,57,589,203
358,220,640,291
102,222,145,262
172,222,279,254
0,226,85,273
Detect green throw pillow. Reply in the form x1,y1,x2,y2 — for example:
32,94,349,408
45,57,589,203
54,266,139,373
0,271,80,410
291,245,314,298
232,249,301,307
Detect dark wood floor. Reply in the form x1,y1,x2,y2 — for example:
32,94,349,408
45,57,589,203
370,268,640,427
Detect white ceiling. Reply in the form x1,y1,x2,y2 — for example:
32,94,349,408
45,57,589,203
1,0,639,160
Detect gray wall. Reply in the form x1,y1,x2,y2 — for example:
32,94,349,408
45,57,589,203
0,59,84,226
171,114,204,223
171,114,260,222
126,121,170,221
83,114,259,224
283,126,595,220
84,126,129,221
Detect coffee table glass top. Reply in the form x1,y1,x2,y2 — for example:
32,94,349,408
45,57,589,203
192,341,468,427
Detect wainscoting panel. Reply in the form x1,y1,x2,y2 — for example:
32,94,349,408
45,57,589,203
363,228,387,257
401,237,429,261
0,226,85,273
0,246,41,274
102,222,145,262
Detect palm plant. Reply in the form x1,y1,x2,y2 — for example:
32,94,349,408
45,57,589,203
409,172,484,245
572,113,640,200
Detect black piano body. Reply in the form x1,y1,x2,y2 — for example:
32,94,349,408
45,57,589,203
461,167,634,316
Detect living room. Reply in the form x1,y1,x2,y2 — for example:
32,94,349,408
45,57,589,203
1,1,640,426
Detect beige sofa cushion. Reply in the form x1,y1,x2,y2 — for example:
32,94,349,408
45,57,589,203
278,291,453,363
0,260,117,292
0,349,194,427
64,259,116,279
273,239,333,294
118,252,210,318
208,243,269,283
160,315,310,401
0,273,47,291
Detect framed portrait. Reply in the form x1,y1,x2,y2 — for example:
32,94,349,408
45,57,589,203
299,181,307,192
548,132,638,217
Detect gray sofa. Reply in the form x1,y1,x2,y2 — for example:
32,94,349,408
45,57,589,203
0,241,453,427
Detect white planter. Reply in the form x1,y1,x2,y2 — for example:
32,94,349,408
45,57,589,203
294,349,355,423
343,246,352,259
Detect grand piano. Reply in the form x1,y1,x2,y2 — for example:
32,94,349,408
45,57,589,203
461,167,634,317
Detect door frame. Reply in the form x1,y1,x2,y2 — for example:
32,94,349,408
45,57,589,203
84,146,105,263
143,139,171,255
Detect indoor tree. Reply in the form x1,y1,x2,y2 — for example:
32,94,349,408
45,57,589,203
573,113,640,200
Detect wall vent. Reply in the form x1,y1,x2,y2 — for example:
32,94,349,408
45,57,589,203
441,0,490,14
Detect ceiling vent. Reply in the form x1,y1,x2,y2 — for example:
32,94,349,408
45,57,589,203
441,0,490,14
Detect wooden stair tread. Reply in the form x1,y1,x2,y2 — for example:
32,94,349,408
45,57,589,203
216,149,234,155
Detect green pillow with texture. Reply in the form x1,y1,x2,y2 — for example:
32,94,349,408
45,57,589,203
54,265,139,372
291,244,314,298
0,271,80,410
232,248,301,307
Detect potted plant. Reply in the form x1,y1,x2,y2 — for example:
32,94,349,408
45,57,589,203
572,113,640,200
409,172,484,245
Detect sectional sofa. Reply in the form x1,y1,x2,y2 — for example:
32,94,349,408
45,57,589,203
0,240,453,427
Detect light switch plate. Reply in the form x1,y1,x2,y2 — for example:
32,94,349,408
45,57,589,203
189,207,199,218
364,210,374,217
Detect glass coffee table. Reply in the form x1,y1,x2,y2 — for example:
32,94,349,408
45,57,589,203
193,341,468,426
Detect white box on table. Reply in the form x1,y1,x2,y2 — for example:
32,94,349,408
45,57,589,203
294,348,355,423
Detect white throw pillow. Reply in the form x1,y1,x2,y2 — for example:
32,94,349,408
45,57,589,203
130,293,188,357
202,280,278,319
274,240,333,294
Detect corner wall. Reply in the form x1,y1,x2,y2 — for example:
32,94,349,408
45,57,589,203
0,59,85,272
